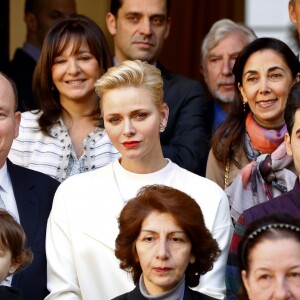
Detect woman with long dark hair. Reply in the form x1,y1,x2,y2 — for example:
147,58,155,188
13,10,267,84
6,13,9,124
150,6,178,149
206,37,300,221
9,15,119,182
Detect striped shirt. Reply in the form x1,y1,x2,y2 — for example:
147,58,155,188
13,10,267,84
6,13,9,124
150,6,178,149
9,111,120,182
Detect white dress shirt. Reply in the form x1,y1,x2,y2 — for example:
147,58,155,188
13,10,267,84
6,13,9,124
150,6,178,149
0,162,20,286
0,162,19,223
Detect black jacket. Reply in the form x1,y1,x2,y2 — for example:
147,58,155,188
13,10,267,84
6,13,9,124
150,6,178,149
0,286,22,300
112,285,216,300
8,160,60,300
158,64,209,176
5,48,37,112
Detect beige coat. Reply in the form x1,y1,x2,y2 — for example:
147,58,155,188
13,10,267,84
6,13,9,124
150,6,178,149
206,147,250,189
46,159,233,299
206,145,296,190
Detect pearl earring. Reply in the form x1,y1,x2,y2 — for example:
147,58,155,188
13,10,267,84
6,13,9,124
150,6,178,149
159,122,166,133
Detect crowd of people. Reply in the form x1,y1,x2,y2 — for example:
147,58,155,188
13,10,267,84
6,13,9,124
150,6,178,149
0,0,300,299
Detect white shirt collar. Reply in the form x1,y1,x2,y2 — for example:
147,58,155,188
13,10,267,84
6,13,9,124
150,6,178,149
0,162,9,193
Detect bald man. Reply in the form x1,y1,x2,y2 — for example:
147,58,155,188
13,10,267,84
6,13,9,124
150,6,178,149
0,72,59,300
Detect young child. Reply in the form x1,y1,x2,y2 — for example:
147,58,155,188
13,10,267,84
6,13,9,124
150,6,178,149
0,209,33,299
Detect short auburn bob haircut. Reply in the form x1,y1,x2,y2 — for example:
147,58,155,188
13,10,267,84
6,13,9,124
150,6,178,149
115,185,220,287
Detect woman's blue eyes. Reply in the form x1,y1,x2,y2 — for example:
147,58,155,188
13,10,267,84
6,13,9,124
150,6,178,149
108,114,147,123
135,113,147,119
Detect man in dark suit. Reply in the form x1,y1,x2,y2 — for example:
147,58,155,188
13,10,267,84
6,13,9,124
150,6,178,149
5,0,77,112
0,72,60,300
106,0,209,175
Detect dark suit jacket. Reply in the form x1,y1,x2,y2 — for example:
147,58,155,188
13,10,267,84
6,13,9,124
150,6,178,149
7,160,60,300
158,64,209,176
0,286,22,300
5,48,37,112
112,285,216,300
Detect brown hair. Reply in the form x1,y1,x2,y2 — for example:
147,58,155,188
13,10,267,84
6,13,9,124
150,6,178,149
211,37,300,168
33,14,112,135
115,185,220,287
110,0,171,17
0,210,33,274
238,213,300,300
284,82,300,136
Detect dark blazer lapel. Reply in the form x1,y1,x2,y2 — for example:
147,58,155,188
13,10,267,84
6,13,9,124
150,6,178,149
183,286,215,299
156,62,171,93
128,286,146,300
7,160,38,246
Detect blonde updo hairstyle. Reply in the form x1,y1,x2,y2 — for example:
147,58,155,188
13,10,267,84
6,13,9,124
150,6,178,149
95,60,165,114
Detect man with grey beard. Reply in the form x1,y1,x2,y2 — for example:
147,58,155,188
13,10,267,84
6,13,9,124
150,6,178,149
200,19,256,133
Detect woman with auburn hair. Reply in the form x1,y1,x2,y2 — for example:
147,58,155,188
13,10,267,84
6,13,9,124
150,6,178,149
46,60,232,299
113,184,220,300
8,15,119,182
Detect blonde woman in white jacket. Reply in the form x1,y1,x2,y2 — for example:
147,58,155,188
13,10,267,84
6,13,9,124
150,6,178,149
46,60,233,300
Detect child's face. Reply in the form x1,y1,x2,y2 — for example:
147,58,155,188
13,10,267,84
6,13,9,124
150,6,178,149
0,245,18,282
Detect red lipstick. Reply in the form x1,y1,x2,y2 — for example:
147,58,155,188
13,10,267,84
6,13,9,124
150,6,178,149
122,141,140,148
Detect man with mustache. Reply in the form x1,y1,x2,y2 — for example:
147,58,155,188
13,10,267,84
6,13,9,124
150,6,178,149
200,19,256,133
106,0,210,176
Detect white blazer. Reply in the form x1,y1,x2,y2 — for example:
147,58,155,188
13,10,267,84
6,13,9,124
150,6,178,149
46,160,233,299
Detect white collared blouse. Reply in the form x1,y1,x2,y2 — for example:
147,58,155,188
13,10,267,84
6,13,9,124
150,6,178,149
9,111,120,182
